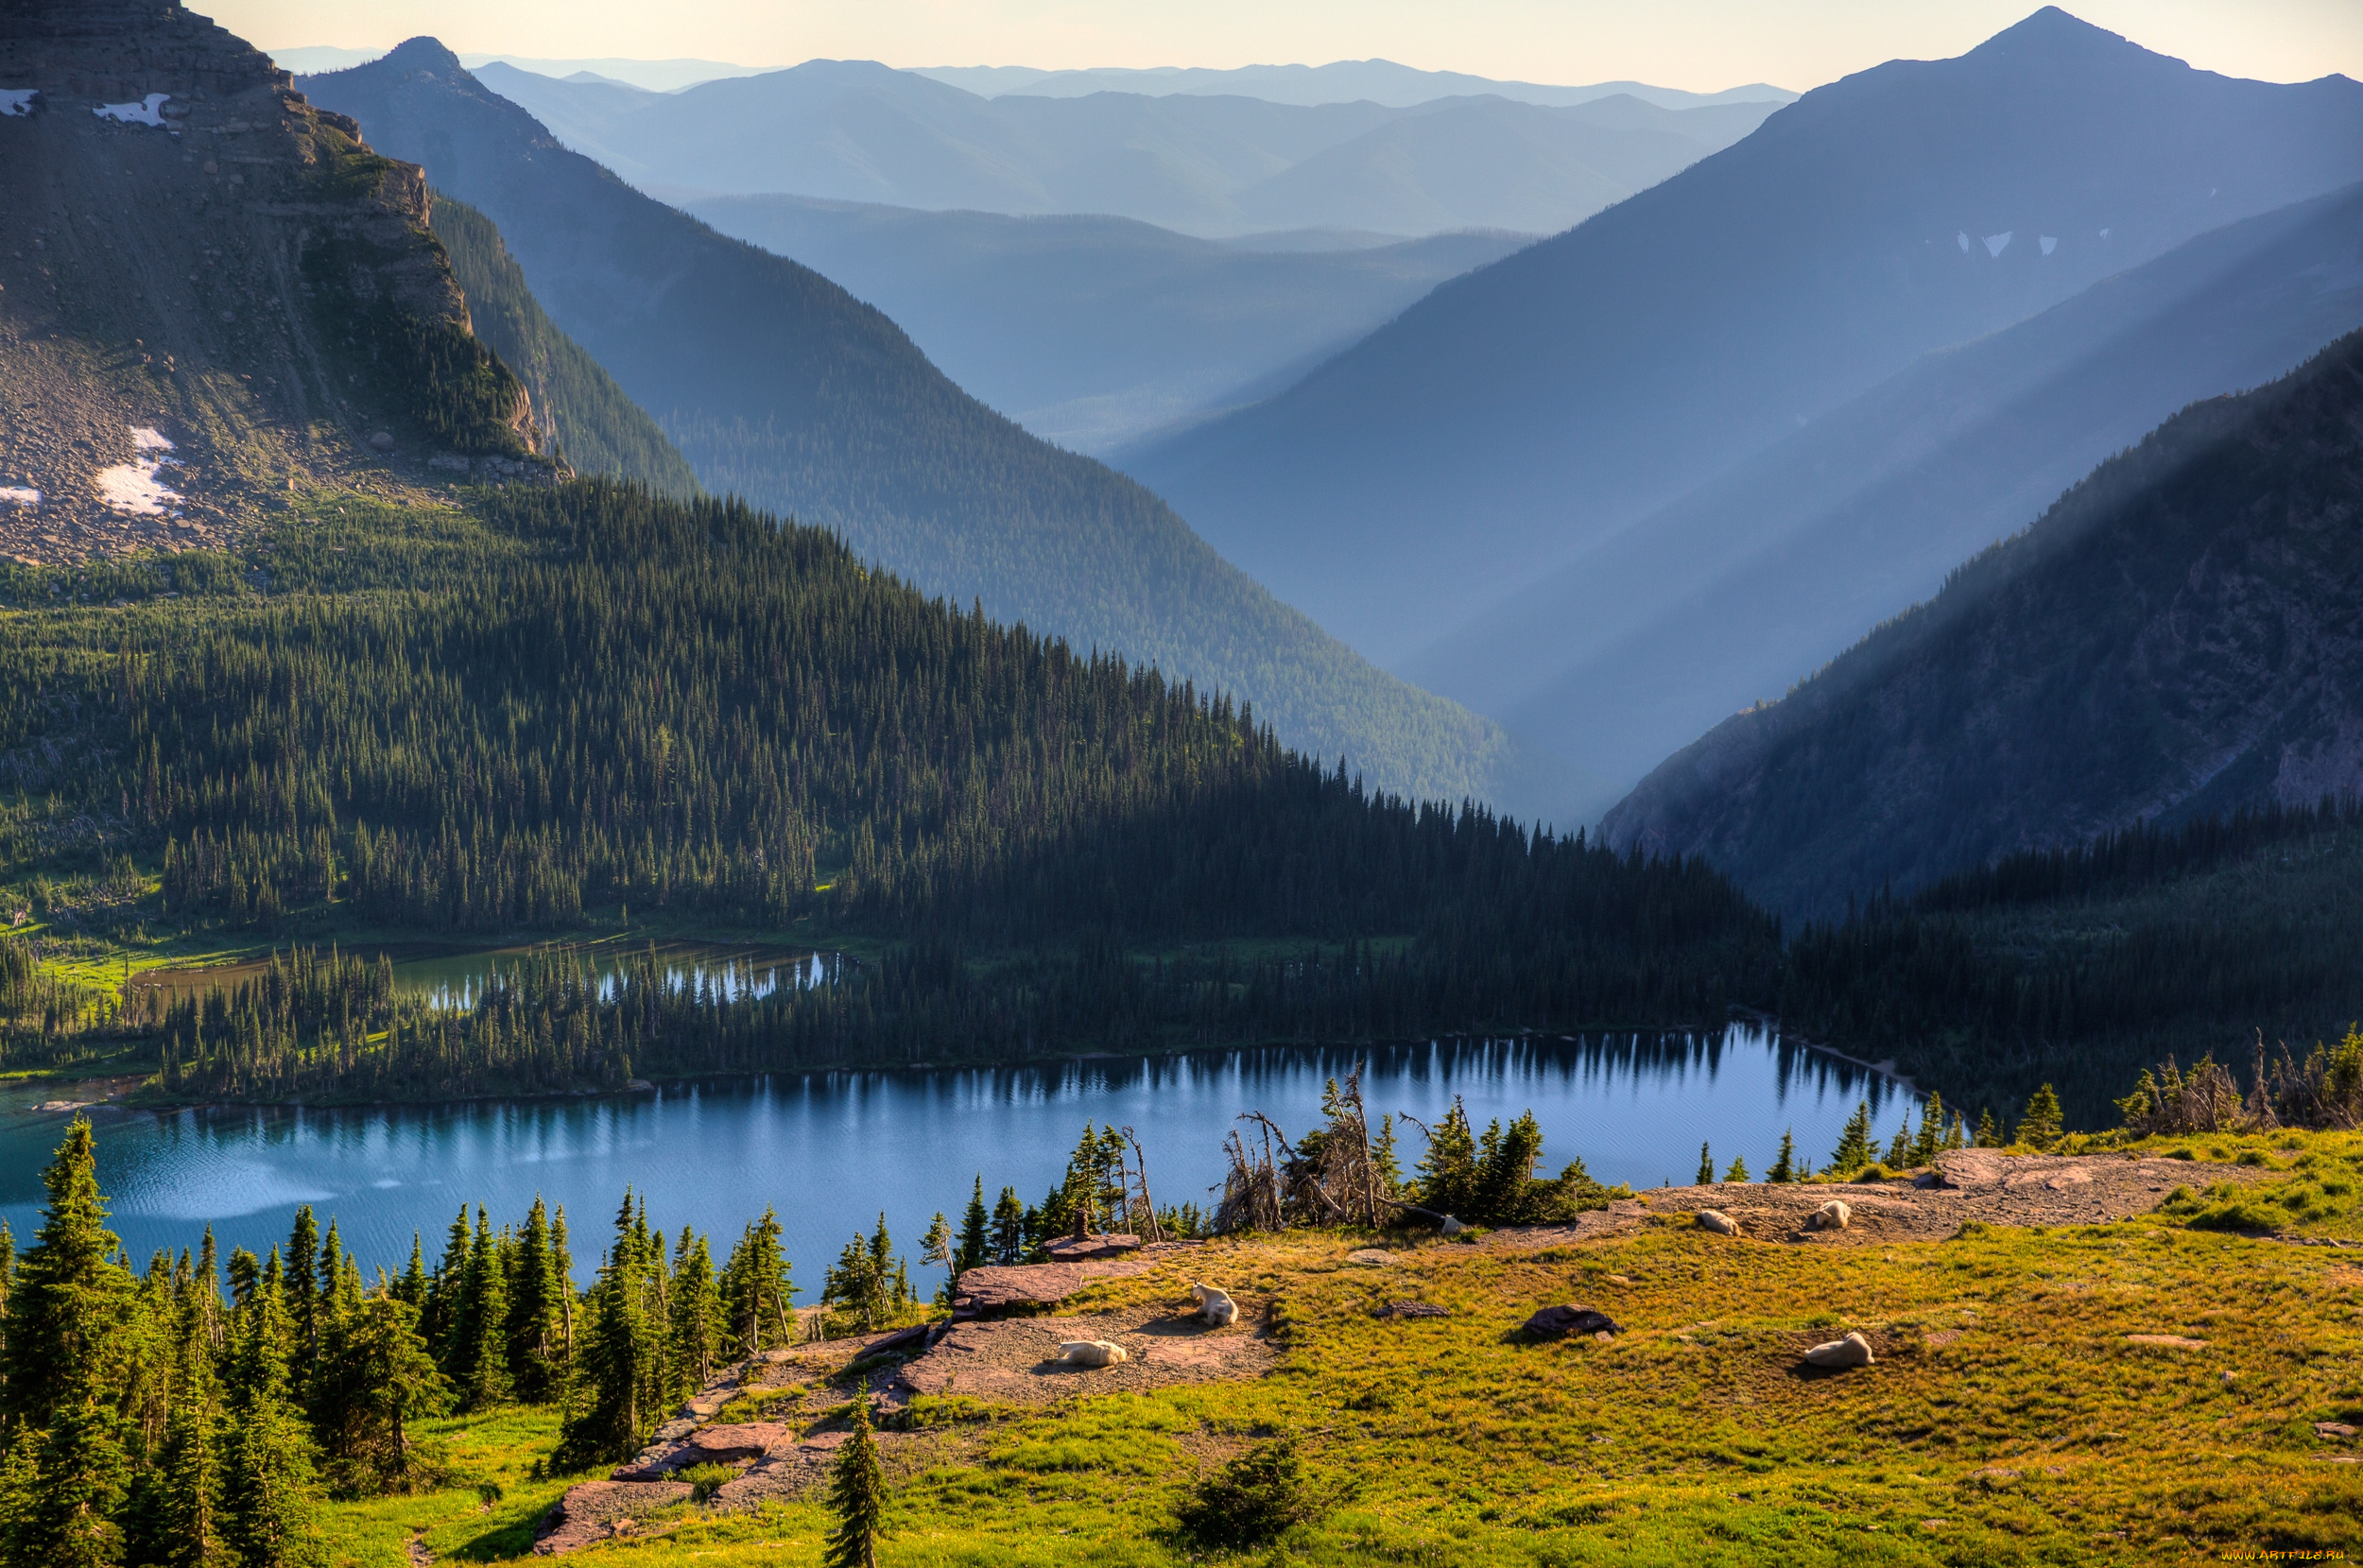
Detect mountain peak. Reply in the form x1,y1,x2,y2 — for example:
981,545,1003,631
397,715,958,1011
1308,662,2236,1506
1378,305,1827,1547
1965,7,2147,66
378,36,466,75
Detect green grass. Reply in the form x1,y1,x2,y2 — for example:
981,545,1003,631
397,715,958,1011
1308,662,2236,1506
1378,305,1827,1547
317,1133,2363,1566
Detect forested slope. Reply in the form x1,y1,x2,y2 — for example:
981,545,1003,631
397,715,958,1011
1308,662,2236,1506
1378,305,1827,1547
430,195,699,495
0,481,1775,1097
302,42,1560,818
1606,328,2363,915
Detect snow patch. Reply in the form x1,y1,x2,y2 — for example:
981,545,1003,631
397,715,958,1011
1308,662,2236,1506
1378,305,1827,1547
0,487,38,508
1983,232,2012,258
0,90,36,118
2039,234,2058,256
93,427,182,515
94,94,169,128
1957,231,1970,253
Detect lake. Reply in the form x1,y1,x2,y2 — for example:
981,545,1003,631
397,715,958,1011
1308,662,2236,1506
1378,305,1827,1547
0,1027,1909,1291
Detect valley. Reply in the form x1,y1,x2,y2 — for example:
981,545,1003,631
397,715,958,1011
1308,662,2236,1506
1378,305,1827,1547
2,0,2360,1559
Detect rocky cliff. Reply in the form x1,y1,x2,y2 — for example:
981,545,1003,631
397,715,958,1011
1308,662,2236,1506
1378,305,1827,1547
0,0,536,561
1604,327,2363,916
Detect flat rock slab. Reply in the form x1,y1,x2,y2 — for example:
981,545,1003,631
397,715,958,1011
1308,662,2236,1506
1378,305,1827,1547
612,1421,796,1480
1374,1301,1451,1319
2124,1334,2210,1350
534,1480,691,1556
884,1302,1273,1407
707,1433,854,1509
951,1255,1162,1317
1344,1249,1396,1266
1041,1232,1145,1262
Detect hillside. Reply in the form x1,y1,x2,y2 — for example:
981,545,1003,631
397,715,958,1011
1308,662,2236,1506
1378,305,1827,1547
1407,181,2363,811
0,0,540,561
474,60,1779,239
1126,9,2363,667
302,41,1557,816
1603,328,2363,917
681,194,1528,454
430,194,699,495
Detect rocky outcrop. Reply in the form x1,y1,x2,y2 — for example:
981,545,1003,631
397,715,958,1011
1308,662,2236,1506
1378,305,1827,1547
531,1480,691,1556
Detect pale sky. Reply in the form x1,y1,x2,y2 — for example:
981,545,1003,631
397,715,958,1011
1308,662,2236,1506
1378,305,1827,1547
211,0,2359,93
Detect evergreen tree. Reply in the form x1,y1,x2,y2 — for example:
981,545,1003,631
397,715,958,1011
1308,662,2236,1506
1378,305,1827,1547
391,1235,426,1310
667,1231,723,1394
285,1207,319,1382
504,1198,566,1404
1413,1100,1479,1219
1470,1112,1545,1225
1696,1143,1715,1185
143,1322,227,1568
1907,1094,1946,1168
555,1196,668,1470
453,1212,511,1411
1371,1115,1403,1198
822,1216,903,1333
955,1179,990,1276
1722,1155,1750,1182
718,1210,795,1357
2017,1084,2064,1151
1883,1122,1912,1168
1767,1131,1797,1183
918,1214,955,1308
1826,1106,1872,1176
1975,1108,2002,1147
317,1292,447,1496
422,1207,472,1372
822,1399,885,1568
0,1118,136,1568
222,1266,321,1568
990,1189,1024,1267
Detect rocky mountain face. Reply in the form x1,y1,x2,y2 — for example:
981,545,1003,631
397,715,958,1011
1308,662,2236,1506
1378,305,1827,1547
1602,328,2363,916
0,0,537,562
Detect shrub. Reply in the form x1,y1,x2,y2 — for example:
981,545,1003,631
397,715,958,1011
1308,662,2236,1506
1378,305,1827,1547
680,1462,739,1503
1173,1435,1350,1549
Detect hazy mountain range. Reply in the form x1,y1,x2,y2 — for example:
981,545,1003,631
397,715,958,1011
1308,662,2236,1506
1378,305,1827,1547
302,40,1566,816
1409,179,2363,813
908,60,1794,111
471,60,1781,238
678,196,1531,455
1125,9,2363,679
1606,326,2363,914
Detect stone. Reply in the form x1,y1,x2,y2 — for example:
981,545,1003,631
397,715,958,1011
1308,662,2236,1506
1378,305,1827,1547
1042,1232,1143,1263
1804,1199,1851,1232
1802,1331,1875,1369
533,1480,691,1555
2123,1334,2209,1351
1057,1339,1128,1368
1373,1301,1450,1319
367,430,394,452
1344,1249,1394,1266
1440,1215,1469,1236
2315,1422,2358,1440
1523,1304,1620,1338
1697,1209,1741,1236
1606,1274,1633,1286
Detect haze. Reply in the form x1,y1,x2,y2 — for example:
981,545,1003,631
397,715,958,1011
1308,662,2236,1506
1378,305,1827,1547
223,0,2356,93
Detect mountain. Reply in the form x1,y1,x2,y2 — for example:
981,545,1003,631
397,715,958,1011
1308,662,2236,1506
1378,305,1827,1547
1403,181,2363,815
911,60,1795,111
680,194,1529,455
472,60,1780,238
0,0,540,561
430,194,699,494
1125,9,2363,667
1603,327,2363,916
302,41,1562,816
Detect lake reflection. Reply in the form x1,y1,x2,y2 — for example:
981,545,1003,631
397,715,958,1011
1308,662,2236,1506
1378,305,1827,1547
0,1028,1908,1289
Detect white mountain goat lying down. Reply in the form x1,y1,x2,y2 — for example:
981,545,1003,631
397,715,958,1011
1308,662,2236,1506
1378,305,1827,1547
1803,1331,1874,1369
1191,1283,1238,1326
1059,1340,1128,1368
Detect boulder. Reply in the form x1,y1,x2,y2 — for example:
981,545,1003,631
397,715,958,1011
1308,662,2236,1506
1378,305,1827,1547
2316,1422,2358,1440
1522,1304,1620,1338
366,430,394,453
533,1480,692,1555
1373,1301,1451,1319
1803,1331,1874,1369
1058,1339,1128,1368
1697,1209,1741,1236
1440,1215,1469,1236
1805,1199,1852,1232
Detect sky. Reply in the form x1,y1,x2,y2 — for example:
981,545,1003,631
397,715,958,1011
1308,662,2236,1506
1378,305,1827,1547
214,0,2360,94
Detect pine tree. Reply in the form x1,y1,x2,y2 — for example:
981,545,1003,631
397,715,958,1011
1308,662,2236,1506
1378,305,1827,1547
1829,1102,1874,1175
1371,1115,1403,1198
1975,1108,2001,1147
667,1231,723,1393
285,1207,320,1381
990,1189,1025,1266
454,1212,511,1410
391,1235,426,1309
1883,1122,1912,1168
1414,1099,1479,1219
504,1198,566,1403
1696,1143,1714,1185
1907,1094,1945,1168
954,1180,990,1276
822,1399,885,1568
222,1265,321,1568
422,1207,471,1372
556,1196,667,1470
919,1213,955,1308
317,1291,448,1496
2017,1084,2064,1151
1767,1131,1797,1183
718,1209,794,1357
1722,1155,1750,1182
0,1118,136,1568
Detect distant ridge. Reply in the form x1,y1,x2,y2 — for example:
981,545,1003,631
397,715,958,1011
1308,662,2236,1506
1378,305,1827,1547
1126,8,2363,668
908,60,1796,111
302,41,1571,817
